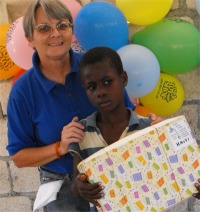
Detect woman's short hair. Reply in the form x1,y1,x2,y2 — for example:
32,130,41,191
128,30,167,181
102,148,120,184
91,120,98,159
23,0,73,38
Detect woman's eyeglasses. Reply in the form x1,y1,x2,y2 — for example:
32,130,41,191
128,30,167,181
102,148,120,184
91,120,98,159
34,21,73,33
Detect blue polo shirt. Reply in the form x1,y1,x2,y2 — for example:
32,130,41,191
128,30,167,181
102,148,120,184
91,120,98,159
7,49,135,174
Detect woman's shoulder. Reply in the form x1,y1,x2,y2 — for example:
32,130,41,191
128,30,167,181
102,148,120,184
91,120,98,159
12,68,33,86
9,68,35,98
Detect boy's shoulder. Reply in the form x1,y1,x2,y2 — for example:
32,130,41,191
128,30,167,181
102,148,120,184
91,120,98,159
79,108,151,132
79,111,99,131
128,108,152,131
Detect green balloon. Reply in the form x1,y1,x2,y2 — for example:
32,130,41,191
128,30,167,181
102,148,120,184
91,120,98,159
132,18,200,74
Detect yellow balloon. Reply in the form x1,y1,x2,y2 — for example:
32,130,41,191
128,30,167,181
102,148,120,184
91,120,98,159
139,73,184,116
116,0,173,25
0,24,21,80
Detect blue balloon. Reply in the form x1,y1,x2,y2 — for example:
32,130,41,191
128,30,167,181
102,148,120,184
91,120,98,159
117,44,160,98
74,2,129,51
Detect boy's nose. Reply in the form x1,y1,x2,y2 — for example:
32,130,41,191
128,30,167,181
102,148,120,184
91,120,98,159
97,86,106,97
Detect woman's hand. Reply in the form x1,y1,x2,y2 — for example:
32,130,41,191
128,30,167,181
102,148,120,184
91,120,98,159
59,117,85,156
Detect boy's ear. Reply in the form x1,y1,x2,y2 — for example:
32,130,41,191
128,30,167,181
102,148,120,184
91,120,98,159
122,71,128,87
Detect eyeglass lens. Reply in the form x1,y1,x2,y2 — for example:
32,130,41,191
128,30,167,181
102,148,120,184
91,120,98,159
35,22,72,33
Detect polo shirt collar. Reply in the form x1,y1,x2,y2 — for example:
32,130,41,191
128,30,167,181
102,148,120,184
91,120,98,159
32,49,79,93
86,108,140,129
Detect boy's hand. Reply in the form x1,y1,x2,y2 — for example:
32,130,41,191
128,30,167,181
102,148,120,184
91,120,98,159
76,173,105,207
192,178,200,200
148,113,163,126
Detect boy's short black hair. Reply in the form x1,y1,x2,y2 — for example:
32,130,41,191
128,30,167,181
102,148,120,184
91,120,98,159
79,46,124,78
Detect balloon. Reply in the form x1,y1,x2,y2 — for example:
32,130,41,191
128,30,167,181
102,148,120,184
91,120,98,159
130,97,154,117
132,18,200,74
71,41,86,53
6,17,34,70
196,0,200,15
134,105,154,117
74,1,129,50
0,24,21,80
60,0,82,42
117,44,160,98
12,69,26,85
139,73,184,116
116,0,173,25
60,0,82,20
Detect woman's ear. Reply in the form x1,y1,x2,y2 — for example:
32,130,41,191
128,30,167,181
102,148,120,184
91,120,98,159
26,36,36,50
121,71,128,87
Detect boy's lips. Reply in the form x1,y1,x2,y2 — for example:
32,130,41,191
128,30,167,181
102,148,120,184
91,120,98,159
99,100,111,107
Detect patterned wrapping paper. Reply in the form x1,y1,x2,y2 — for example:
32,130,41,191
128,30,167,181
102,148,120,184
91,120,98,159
77,115,200,212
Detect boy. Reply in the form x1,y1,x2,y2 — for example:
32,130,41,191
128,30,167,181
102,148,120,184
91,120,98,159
68,46,151,210
69,47,200,211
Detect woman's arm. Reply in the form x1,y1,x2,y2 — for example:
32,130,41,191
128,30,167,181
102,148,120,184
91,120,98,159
11,116,85,168
11,144,57,168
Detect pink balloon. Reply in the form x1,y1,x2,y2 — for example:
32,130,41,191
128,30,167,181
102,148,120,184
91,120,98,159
6,17,34,70
60,0,82,42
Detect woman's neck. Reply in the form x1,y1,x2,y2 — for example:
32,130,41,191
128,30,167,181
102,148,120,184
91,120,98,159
39,54,71,84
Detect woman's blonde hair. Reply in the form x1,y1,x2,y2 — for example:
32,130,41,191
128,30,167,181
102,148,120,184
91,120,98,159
23,0,73,38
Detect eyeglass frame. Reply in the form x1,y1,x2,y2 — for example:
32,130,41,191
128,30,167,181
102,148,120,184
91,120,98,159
33,21,73,33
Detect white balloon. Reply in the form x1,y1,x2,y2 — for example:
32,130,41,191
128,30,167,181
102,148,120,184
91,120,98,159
117,44,160,98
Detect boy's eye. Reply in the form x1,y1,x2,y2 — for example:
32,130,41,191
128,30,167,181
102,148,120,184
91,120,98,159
88,84,96,91
104,80,111,86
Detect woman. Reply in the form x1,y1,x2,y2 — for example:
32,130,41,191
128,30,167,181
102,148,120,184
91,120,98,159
6,0,138,211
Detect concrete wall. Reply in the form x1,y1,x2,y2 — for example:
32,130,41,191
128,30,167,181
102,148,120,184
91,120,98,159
0,0,199,211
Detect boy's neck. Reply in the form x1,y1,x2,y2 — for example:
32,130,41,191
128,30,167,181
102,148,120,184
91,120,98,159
97,107,129,125
96,107,130,145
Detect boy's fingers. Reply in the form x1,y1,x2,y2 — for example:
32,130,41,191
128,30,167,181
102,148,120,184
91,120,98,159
79,173,87,182
193,193,200,199
195,182,200,191
90,199,101,208
148,113,156,120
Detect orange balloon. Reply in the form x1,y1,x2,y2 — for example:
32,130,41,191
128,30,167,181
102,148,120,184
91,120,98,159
134,105,154,117
12,69,26,85
0,24,21,80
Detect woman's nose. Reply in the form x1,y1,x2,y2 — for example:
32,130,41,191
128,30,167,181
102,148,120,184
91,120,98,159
50,27,61,36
